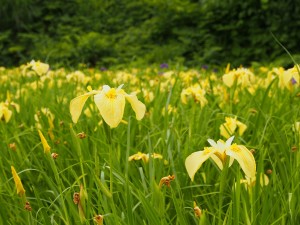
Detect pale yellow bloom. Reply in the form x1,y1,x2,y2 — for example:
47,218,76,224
128,152,164,163
11,166,26,196
185,136,256,181
222,68,255,88
128,152,149,163
29,60,49,76
38,130,51,154
220,116,247,139
181,84,208,107
70,84,146,128
162,105,177,116
0,102,12,122
240,173,269,188
66,70,90,84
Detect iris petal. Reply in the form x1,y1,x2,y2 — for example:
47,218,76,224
226,144,256,178
94,91,126,128
125,94,146,120
185,148,216,181
70,92,95,123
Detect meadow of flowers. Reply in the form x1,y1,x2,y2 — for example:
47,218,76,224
0,61,299,224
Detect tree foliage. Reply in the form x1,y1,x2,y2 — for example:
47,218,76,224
1,0,300,67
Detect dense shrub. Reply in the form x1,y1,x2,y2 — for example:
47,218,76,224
1,0,300,67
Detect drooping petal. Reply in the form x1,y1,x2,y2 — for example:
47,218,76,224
94,89,126,128
125,93,146,120
185,147,216,181
70,92,96,123
226,144,256,178
11,166,26,196
237,121,247,136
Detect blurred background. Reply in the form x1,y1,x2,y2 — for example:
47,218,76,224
1,0,300,68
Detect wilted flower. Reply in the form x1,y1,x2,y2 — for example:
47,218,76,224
185,136,256,181
220,116,247,139
11,166,26,196
194,202,202,218
70,85,146,128
94,215,104,225
24,201,32,211
9,143,17,151
51,153,59,159
159,175,175,188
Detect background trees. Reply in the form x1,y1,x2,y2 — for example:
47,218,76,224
1,0,300,67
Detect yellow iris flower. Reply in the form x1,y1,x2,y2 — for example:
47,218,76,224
220,116,247,139
29,60,49,76
185,136,256,181
0,102,12,123
70,84,146,128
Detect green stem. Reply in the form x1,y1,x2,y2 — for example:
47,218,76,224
218,158,230,225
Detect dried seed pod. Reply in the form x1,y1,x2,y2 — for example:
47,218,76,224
51,153,59,159
24,201,32,211
73,192,80,204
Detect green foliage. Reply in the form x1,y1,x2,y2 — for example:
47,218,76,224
1,0,300,67
0,64,300,224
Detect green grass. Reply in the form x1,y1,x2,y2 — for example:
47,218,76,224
0,64,299,224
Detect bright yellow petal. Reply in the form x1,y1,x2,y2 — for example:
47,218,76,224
94,90,125,128
185,148,216,181
125,94,146,120
11,166,26,196
70,92,95,123
226,144,256,178
38,130,51,154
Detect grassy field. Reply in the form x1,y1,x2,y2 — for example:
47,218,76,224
0,61,299,224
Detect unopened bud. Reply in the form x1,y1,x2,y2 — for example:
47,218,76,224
266,169,272,175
